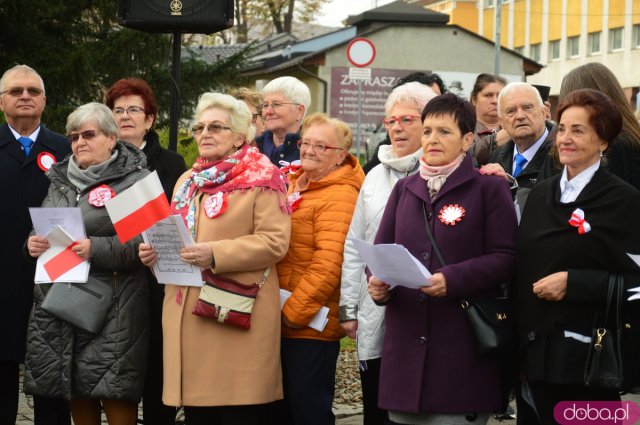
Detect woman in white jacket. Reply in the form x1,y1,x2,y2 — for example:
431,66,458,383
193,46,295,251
340,82,437,425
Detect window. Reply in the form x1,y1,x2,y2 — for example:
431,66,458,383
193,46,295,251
529,43,541,62
485,0,495,7
633,25,640,48
514,46,524,55
549,40,560,60
610,27,623,51
588,32,601,54
567,36,580,58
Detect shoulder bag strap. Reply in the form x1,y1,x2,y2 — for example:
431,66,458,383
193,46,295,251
422,202,446,267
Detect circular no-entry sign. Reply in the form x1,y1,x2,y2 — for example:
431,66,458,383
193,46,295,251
346,38,376,68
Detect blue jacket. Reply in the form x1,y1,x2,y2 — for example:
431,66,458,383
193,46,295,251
255,131,300,168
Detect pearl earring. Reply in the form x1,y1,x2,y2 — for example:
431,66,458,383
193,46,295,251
599,151,604,158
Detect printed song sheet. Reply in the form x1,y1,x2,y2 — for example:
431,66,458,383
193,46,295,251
142,215,203,286
279,289,329,332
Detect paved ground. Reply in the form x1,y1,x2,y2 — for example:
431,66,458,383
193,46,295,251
16,367,640,425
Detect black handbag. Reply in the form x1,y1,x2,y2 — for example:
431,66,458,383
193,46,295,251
41,276,114,334
584,274,624,390
422,203,515,355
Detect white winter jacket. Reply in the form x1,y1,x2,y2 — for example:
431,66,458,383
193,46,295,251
340,145,422,360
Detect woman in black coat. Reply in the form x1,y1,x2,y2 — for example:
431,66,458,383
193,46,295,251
515,89,640,424
105,78,186,425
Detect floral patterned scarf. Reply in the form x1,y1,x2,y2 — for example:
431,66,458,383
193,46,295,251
172,144,290,237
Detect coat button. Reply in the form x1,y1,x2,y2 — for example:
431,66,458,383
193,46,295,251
280,153,284,157
419,293,427,303
421,252,429,261
419,336,427,345
527,331,536,341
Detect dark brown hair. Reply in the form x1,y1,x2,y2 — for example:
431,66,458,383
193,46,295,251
559,63,640,146
470,73,507,103
557,88,622,149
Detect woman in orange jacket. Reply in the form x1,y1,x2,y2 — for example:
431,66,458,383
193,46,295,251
277,113,364,425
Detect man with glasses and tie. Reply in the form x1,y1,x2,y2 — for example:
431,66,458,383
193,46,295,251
0,64,71,425
481,82,558,194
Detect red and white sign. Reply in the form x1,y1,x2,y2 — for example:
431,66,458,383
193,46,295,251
105,171,171,243
346,38,376,68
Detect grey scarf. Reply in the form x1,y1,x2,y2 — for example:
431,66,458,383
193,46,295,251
67,150,119,192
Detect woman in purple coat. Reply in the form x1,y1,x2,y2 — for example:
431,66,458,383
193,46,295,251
368,93,517,425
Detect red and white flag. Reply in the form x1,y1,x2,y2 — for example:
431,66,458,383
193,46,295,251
35,225,89,283
105,171,171,243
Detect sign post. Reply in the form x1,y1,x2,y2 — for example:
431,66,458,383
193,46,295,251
346,38,376,161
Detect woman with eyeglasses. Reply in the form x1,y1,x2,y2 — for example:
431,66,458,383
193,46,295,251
138,93,291,425
339,81,436,425
276,113,364,425
104,78,186,425
255,76,310,168
368,94,517,425
25,102,151,425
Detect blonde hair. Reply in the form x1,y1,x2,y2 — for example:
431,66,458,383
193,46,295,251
301,113,353,151
194,92,255,141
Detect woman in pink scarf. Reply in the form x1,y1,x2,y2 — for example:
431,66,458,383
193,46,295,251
139,93,291,425
368,94,517,425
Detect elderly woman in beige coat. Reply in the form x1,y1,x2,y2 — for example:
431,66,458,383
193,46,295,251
139,93,291,425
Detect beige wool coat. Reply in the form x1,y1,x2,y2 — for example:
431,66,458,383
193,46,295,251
162,173,291,407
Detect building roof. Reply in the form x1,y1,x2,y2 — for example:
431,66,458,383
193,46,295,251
346,0,449,26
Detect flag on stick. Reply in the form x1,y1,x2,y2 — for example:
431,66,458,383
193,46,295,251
105,171,171,243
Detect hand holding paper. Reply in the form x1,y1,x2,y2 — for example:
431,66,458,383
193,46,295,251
34,225,90,283
279,289,329,332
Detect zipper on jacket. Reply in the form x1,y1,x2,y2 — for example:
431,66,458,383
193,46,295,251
112,271,119,311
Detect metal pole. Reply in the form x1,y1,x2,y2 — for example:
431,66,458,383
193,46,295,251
168,31,182,152
494,1,501,75
357,80,362,161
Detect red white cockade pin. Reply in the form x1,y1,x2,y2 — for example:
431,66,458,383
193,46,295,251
204,192,228,218
88,184,115,207
438,204,465,226
37,152,56,172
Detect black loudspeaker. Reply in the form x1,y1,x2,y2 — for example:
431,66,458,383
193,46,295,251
117,0,234,34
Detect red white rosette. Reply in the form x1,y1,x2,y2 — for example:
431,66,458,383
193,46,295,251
88,184,115,207
288,192,302,212
438,204,465,226
37,152,56,172
204,192,228,218
279,160,302,174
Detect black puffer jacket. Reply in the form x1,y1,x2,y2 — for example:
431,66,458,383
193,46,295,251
24,141,150,402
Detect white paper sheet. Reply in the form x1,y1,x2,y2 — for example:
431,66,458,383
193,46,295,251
35,225,90,283
29,207,86,240
279,289,329,332
142,215,203,287
350,238,432,289
626,253,640,301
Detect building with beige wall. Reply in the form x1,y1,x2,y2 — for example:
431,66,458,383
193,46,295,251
423,0,640,104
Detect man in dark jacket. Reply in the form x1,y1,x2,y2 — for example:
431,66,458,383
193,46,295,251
484,82,559,189
0,65,71,425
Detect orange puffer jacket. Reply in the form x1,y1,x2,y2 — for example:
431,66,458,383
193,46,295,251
278,154,365,341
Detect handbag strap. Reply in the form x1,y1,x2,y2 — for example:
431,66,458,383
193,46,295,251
601,274,623,331
422,202,446,267
258,266,272,288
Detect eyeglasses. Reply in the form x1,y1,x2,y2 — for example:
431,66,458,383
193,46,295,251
297,139,344,154
383,115,422,129
0,86,44,97
191,123,233,135
262,102,299,111
68,130,102,143
113,106,145,116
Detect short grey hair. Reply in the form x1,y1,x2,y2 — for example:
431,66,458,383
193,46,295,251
262,76,311,113
194,92,255,141
0,64,45,95
66,102,118,137
384,82,438,116
497,82,544,117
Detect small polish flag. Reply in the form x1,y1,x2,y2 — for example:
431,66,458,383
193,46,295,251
105,171,171,243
